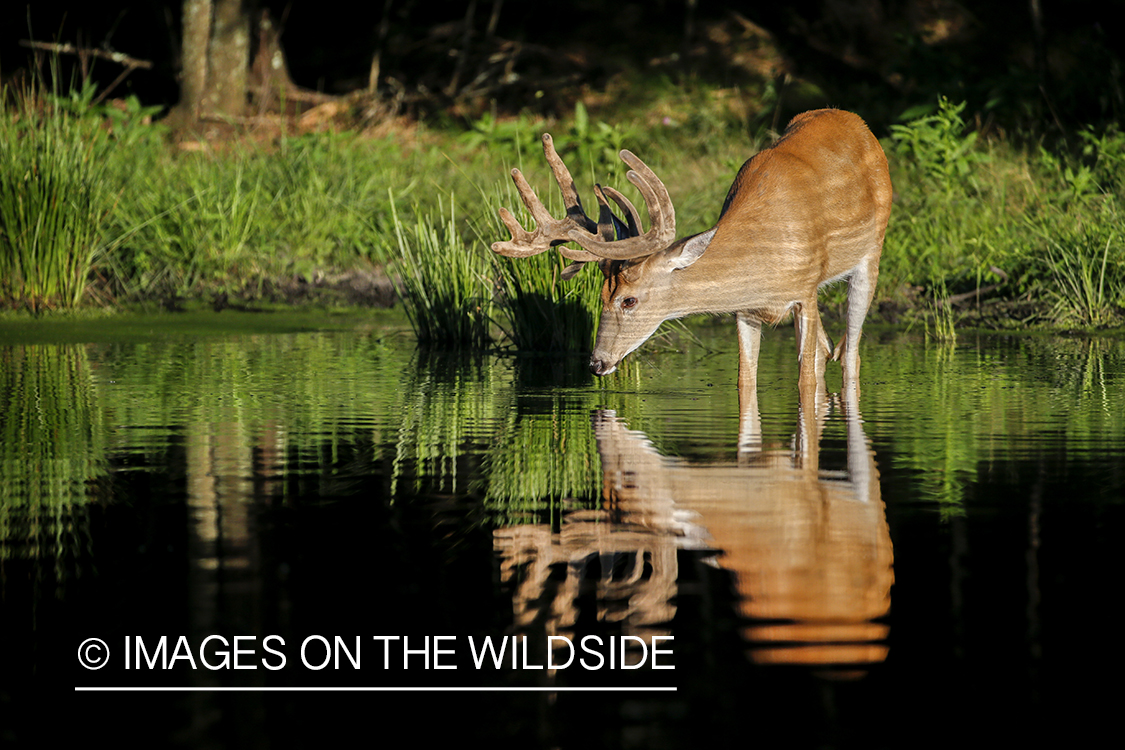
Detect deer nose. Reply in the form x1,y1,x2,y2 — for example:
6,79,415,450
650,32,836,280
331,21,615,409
590,358,616,376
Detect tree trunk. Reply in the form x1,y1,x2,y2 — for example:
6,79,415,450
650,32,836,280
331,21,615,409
206,0,251,117
176,0,213,124
369,0,395,93
171,0,251,128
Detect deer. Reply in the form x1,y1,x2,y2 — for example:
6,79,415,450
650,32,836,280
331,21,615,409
491,108,893,400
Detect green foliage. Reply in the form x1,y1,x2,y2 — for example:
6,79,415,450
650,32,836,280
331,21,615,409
1074,124,1125,195
458,110,543,163
891,98,987,194
481,179,604,352
107,135,407,298
0,89,113,310
924,281,958,344
388,186,603,353
565,101,635,178
2,74,1122,334
883,97,1123,326
1036,145,1100,204
460,103,634,181
47,78,166,148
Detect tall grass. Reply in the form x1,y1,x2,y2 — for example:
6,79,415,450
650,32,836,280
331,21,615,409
483,179,604,352
924,281,958,344
0,89,113,310
491,252,601,352
389,195,492,348
386,158,608,353
1040,229,1121,328
107,136,404,299
116,158,267,296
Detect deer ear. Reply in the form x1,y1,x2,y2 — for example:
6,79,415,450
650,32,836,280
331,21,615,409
666,228,717,270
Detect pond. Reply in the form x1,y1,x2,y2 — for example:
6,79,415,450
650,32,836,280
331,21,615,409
3,314,1124,747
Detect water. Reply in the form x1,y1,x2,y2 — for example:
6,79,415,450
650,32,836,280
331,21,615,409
3,316,1123,747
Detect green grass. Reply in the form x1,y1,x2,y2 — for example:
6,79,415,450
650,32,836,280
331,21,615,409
924,281,958,344
882,98,1124,329
1040,228,1121,328
483,176,605,353
0,89,114,310
2,77,1123,338
389,194,492,348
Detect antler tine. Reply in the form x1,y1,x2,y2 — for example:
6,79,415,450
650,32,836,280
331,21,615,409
558,184,624,280
491,133,604,261
541,134,598,236
598,185,642,237
564,149,677,260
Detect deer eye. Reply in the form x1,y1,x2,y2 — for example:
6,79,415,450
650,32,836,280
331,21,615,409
621,297,638,310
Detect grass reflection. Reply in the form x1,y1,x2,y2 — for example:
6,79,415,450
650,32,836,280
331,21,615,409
0,345,104,581
866,332,1125,517
1,326,1122,571
483,394,603,521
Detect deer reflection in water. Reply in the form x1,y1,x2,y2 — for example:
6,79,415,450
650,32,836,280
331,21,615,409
495,390,893,677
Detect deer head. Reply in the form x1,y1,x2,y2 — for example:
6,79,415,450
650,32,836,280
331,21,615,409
490,133,694,375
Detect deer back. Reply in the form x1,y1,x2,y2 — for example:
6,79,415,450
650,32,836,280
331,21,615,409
711,109,892,289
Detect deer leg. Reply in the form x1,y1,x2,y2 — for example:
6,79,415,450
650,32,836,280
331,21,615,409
793,379,828,471
736,312,762,395
818,324,834,365
843,255,880,394
736,312,762,451
794,301,827,398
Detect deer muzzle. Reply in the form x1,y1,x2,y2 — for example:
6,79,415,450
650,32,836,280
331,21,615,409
589,356,617,377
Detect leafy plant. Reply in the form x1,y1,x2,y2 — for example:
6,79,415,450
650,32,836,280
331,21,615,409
1079,124,1125,194
565,101,635,178
459,110,543,164
891,97,988,194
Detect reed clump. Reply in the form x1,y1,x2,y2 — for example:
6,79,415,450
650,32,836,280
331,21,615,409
0,87,114,311
389,196,492,349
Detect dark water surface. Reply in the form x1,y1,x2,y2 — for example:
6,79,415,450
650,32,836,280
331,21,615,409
3,316,1123,747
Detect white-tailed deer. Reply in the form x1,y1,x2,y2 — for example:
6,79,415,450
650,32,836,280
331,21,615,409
492,109,892,397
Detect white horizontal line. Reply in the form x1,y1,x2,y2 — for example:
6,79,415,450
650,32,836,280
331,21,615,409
76,686,676,693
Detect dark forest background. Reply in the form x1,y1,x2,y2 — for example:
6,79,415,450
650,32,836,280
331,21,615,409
3,1,1122,134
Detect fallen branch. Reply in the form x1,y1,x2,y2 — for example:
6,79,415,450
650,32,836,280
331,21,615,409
946,267,1010,307
19,40,152,70
19,40,153,104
